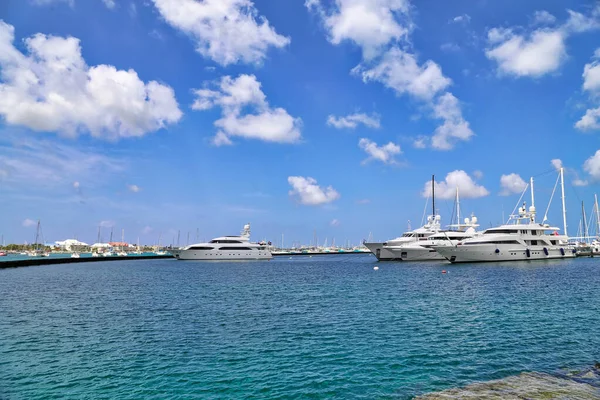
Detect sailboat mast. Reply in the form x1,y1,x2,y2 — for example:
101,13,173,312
35,220,41,250
595,194,600,238
432,175,435,216
582,201,588,242
530,177,535,209
456,187,460,226
560,167,568,237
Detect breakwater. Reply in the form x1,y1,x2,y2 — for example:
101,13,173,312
0,255,173,269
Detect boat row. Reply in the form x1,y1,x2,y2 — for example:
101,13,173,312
365,171,577,264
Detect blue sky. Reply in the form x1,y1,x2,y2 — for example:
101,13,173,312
1,0,600,246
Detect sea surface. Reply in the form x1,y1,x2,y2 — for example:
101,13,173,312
1,255,600,399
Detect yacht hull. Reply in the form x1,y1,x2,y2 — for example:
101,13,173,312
171,249,272,261
386,246,446,261
364,242,398,261
434,244,576,263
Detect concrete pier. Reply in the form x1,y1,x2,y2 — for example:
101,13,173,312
0,255,173,269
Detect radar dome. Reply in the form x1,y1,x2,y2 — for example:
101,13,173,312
529,206,536,213
471,216,478,224
464,218,470,224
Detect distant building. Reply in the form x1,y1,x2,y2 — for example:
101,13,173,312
55,239,89,251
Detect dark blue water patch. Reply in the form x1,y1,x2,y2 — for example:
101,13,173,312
1,255,600,399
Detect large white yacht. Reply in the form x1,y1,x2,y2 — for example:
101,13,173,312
434,178,575,263
170,224,272,261
364,214,442,261
364,175,443,261
386,217,480,261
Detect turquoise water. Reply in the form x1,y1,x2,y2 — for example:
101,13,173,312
1,255,600,399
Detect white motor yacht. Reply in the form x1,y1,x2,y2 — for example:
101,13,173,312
170,223,272,261
364,175,443,261
387,217,480,261
434,177,575,263
365,215,442,261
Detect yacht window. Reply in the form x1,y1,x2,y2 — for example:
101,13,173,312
464,240,520,245
531,230,537,236
209,239,243,244
188,246,213,250
483,229,517,234
219,247,253,250
402,233,414,237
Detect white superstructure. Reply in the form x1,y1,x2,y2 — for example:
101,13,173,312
386,217,480,261
434,177,575,263
170,224,272,261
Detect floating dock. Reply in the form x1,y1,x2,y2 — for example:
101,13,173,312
0,255,173,269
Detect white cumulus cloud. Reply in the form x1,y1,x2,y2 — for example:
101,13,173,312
576,107,600,131
576,48,600,131
307,1,473,151
151,0,290,66
422,170,489,200
288,176,340,206
358,138,401,164
532,10,556,25
431,93,474,150
485,7,600,78
551,158,563,170
499,173,528,196
485,28,566,78
192,74,302,145
0,21,182,139
127,184,141,193
306,0,411,60
356,47,450,101
330,219,340,227
327,113,380,129
583,149,600,180
583,59,600,93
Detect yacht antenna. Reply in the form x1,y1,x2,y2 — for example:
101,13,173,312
432,175,435,217
560,167,568,237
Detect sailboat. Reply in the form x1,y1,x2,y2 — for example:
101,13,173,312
131,237,142,254
154,233,167,255
117,229,128,256
28,220,50,257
